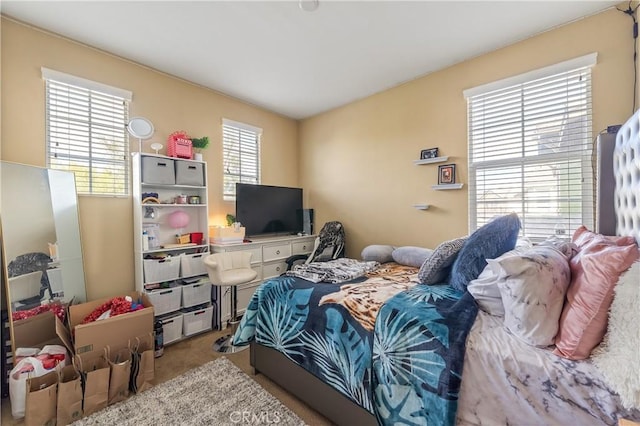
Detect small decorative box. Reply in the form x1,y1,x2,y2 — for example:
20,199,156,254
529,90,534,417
167,131,193,159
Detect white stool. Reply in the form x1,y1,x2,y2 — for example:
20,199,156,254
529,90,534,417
203,252,257,353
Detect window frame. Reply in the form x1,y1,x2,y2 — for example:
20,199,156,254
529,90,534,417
464,54,597,240
43,68,132,197
222,118,262,201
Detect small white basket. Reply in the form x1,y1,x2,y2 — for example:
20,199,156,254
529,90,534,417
147,287,182,316
159,312,183,345
180,253,207,278
182,282,211,308
143,257,180,284
182,305,213,336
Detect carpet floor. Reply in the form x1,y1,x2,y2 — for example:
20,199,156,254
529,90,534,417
1,329,332,425
74,357,305,425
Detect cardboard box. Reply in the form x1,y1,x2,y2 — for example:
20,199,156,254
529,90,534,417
13,310,73,355
68,292,154,355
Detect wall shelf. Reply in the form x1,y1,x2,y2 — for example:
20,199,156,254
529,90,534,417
413,156,449,165
432,183,464,190
412,204,430,210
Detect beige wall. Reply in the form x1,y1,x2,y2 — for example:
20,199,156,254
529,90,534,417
299,7,635,258
1,17,299,300
1,6,637,297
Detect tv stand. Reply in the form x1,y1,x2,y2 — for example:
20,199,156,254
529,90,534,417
210,234,316,329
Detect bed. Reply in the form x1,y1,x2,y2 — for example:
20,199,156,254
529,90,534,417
234,109,640,426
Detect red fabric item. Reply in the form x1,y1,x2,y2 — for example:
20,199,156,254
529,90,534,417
11,303,66,322
81,296,135,324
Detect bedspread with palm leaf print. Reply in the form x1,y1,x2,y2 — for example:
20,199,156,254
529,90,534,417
233,263,478,425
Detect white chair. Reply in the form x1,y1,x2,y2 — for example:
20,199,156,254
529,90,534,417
203,252,257,353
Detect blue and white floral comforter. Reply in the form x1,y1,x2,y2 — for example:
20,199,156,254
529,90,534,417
233,263,478,425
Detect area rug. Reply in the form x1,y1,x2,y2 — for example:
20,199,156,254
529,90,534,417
74,357,307,425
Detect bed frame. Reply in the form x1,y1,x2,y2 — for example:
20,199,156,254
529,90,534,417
250,342,376,425
250,109,640,425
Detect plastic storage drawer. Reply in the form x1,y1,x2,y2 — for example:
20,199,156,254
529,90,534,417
180,253,207,278
147,287,182,316
158,312,183,345
182,305,213,336
141,157,175,185
175,160,204,186
143,257,180,284
182,282,211,308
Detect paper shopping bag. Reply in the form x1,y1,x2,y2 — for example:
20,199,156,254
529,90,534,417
105,346,131,405
74,352,109,417
57,365,83,426
25,370,58,426
129,333,155,394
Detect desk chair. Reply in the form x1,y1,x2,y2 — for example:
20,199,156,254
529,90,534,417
203,252,257,353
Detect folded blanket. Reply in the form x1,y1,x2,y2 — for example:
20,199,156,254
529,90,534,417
286,258,380,283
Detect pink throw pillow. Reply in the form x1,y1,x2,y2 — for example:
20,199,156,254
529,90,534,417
553,226,639,360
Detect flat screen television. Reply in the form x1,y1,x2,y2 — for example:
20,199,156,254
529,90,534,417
235,183,303,237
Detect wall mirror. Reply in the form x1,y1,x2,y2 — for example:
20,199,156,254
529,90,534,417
0,161,87,350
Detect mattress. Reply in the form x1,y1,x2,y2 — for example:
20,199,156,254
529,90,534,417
457,311,640,425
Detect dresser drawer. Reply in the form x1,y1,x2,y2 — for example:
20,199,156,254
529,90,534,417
262,261,287,279
292,240,314,255
226,245,262,263
263,244,291,262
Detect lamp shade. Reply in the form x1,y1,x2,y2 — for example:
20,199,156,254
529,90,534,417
168,210,190,229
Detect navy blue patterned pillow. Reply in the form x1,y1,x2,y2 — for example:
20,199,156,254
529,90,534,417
449,213,521,292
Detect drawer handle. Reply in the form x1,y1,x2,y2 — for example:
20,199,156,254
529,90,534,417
276,266,281,272
163,320,174,325
302,245,307,250
188,165,197,170
156,162,168,167
159,290,172,295
194,311,205,316
192,254,203,259
192,284,201,288
276,250,280,255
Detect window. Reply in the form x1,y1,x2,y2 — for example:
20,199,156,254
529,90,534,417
43,68,132,196
464,54,596,241
222,119,261,200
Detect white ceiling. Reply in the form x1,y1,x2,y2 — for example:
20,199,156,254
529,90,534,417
1,1,619,119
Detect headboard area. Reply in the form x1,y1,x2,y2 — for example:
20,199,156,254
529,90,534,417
614,108,640,244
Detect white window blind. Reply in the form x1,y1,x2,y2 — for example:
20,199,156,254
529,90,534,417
466,57,595,241
222,119,261,201
43,69,131,196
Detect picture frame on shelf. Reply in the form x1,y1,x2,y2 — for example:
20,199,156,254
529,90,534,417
420,147,439,159
438,164,456,184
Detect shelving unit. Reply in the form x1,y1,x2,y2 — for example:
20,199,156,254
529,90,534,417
413,156,449,165
432,183,464,190
132,153,213,345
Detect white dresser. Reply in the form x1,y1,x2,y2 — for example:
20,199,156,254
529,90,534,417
210,234,315,328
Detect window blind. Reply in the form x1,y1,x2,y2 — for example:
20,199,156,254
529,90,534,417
222,119,261,201
44,71,130,196
466,60,595,241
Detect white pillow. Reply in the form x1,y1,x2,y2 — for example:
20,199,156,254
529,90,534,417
591,260,640,410
495,245,571,347
467,245,530,316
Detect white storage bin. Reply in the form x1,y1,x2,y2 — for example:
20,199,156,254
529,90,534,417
147,287,182,316
182,281,211,308
142,156,175,185
180,253,207,278
143,257,180,284
175,160,204,186
182,305,213,336
159,312,183,345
